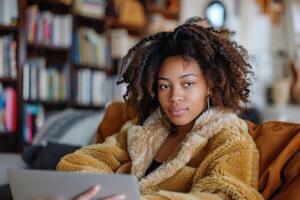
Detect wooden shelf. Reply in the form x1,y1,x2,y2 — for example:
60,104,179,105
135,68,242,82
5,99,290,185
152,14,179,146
0,132,15,136
24,99,68,107
27,0,71,14
27,42,70,51
0,135,16,152
73,13,105,32
73,64,108,72
0,77,17,84
28,0,71,6
0,24,18,33
74,13,105,23
73,104,104,110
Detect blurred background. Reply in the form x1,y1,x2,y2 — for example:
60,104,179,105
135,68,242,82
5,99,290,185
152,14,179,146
0,0,300,152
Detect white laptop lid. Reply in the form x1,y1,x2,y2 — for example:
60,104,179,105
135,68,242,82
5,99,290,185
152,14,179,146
8,169,140,200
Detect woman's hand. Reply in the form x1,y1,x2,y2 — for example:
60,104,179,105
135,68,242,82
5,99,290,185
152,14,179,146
73,185,125,200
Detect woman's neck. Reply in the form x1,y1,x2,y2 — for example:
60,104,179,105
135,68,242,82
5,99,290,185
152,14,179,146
174,120,195,137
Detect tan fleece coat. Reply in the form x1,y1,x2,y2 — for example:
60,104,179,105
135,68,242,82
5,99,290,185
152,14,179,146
57,108,263,200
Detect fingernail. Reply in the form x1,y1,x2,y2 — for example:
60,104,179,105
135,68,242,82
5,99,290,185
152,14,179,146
115,194,125,200
93,185,100,191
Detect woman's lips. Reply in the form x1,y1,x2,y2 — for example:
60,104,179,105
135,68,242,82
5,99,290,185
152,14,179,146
168,107,188,117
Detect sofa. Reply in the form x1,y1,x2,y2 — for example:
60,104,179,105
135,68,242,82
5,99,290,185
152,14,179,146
96,102,300,200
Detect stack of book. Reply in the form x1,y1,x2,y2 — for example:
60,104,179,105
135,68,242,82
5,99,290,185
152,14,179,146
0,83,17,133
26,5,72,47
23,57,70,102
73,0,106,19
76,69,106,106
22,103,44,143
0,35,17,78
73,27,110,68
0,0,18,26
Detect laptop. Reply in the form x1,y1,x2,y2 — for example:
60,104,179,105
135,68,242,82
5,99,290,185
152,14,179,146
8,169,140,200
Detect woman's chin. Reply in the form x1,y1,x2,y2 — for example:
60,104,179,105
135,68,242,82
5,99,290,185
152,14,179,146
169,117,193,127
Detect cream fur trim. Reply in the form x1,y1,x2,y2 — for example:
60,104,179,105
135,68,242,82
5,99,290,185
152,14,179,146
127,117,169,179
126,108,248,190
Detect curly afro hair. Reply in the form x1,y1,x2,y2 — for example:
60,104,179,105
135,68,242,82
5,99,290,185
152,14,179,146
118,17,253,125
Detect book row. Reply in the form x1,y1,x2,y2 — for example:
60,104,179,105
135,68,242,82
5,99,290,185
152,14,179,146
0,83,17,133
23,58,70,102
73,27,111,68
0,35,17,78
26,5,72,47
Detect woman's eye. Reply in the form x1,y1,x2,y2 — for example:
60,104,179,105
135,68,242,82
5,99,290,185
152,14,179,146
159,84,169,90
183,82,195,88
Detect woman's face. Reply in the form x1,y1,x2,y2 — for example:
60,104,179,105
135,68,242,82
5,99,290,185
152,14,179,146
157,56,209,127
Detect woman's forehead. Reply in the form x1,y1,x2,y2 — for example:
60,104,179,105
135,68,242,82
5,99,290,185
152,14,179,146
158,56,203,77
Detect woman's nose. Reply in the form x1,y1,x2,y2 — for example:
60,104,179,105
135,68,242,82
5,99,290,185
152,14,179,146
169,88,183,103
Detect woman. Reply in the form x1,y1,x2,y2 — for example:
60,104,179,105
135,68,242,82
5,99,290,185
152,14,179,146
57,17,263,200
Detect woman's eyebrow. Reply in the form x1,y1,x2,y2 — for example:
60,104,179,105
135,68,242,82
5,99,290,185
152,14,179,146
158,73,197,80
158,77,169,80
179,74,197,79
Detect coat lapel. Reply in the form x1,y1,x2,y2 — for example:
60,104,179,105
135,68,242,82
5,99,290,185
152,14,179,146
126,108,248,190
127,110,169,179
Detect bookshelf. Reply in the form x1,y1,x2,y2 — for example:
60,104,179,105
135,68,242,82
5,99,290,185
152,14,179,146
0,0,180,152
0,0,20,152
12,0,111,151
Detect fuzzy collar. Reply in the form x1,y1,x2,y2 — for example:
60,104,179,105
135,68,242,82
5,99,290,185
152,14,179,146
126,108,248,190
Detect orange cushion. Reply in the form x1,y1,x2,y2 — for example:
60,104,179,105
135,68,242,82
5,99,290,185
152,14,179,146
247,121,300,199
96,102,136,143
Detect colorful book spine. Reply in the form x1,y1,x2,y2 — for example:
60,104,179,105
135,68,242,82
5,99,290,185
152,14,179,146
24,58,68,102
0,84,5,132
73,27,110,68
23,104,44,144
5,88,17,132
26,5,72,47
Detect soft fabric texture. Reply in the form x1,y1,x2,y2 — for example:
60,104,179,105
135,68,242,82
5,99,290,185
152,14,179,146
57,108,263,200
23,142,81,170
32,109,104,146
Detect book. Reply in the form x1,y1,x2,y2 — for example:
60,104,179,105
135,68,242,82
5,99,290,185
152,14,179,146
0,83,5,132
23,104,44,143
92,71,106,105
5,87,17,132
0,35,17,78
0,0,18,25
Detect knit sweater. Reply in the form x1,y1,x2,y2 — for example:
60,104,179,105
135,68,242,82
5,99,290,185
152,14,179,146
57,108,264,200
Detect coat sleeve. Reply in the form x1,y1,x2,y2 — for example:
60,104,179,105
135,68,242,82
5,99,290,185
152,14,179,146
56,123,131,173
141,129,264,200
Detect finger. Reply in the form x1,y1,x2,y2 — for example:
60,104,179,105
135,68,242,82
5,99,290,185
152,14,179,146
74,185,100,200
101,194,125,200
